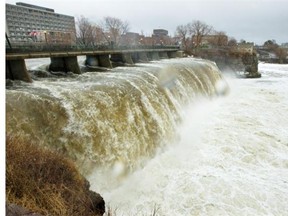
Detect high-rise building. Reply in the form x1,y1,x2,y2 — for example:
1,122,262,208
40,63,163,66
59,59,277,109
152,29,168,37
152,29,171,45
6,2,76,44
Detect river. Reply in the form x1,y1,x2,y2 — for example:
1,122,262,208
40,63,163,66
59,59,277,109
6,58,288,215
88,62,288,215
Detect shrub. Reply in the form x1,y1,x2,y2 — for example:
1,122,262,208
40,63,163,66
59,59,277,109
6,135,105,216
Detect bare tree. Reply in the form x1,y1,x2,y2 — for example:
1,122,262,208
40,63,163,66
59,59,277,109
189,20,213,48
275,47,287,63
228,37,237,46
263,39,279,51
263,40,287,63
101,16,129,45
76,16,96,46
211,31,228,46
176,24,190,51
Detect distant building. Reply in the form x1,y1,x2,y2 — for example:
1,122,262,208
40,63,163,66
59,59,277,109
152,29,172,45
140,36,154,46
192,34,228,47
120,32,141,46
6,2,76,44
153,29,168,37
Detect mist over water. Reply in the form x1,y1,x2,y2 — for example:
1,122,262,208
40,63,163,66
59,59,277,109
6,57,288,215
89,63,288,215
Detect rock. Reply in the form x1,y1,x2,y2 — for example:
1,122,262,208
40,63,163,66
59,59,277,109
88,190,105,215
84,179,105,215
189,47,262,78
30,70,51,78
6,203,43,216
245,72,262,78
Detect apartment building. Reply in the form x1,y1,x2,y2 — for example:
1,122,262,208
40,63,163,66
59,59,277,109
6,2,76,44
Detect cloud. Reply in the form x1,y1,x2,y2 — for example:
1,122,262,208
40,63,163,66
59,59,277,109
5,0,288,44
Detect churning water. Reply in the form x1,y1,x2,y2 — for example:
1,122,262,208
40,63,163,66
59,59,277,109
88,63,288,215
6,58,288,215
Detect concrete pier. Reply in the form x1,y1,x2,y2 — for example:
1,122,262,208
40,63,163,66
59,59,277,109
65,56,81,74
50,56,81,74
110,53,134,65
86,55,112,68
6,60,32,82
167,51,177,58
6,47,180,82
138,52,149,62
98,55,112,68
159,52,169,59
176,51,184,58
122,53,134,64
150,52,160,60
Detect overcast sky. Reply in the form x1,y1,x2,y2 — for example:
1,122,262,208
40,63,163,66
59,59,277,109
5,0,288,45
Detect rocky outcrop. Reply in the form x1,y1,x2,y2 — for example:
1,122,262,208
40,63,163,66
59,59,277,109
84,179,106,215
241,52,261,78
192,48,261,78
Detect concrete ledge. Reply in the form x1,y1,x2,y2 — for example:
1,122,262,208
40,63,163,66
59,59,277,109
6,48,179,60
29,53,51,58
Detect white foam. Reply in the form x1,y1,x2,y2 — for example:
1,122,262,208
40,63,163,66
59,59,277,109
89,63,288,215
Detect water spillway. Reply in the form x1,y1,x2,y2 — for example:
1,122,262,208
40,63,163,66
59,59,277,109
6,59,288,215
6,58,226,174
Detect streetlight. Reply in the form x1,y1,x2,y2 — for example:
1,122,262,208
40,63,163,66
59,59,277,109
43,30,47,44
107,35,111,46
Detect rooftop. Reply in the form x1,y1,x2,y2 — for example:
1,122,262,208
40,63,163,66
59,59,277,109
16,2,55,12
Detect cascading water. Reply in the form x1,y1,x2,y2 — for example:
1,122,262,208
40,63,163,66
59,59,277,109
89,63,288,215
6,58,226,175
6,58,288,215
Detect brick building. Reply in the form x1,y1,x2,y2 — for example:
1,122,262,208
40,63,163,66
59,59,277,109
6,2,76,44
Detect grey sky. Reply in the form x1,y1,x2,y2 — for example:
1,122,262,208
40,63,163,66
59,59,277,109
5,0,288,45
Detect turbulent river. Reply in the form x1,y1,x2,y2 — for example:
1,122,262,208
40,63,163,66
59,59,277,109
6,58,288,215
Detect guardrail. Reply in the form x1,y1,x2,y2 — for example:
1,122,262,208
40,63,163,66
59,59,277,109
6,43,180,54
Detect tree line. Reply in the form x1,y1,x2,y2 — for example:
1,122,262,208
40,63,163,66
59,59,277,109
76,16,231,48
262,40,287,63
76,15,287,62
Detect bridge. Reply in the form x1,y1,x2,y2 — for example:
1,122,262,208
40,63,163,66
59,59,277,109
6,44,181,82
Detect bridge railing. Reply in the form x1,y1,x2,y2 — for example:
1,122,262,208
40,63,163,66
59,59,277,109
6,43,180,54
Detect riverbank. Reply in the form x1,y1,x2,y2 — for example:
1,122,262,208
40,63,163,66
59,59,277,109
6,135,105,216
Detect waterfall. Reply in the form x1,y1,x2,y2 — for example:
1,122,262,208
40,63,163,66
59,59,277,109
6,58,227,174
